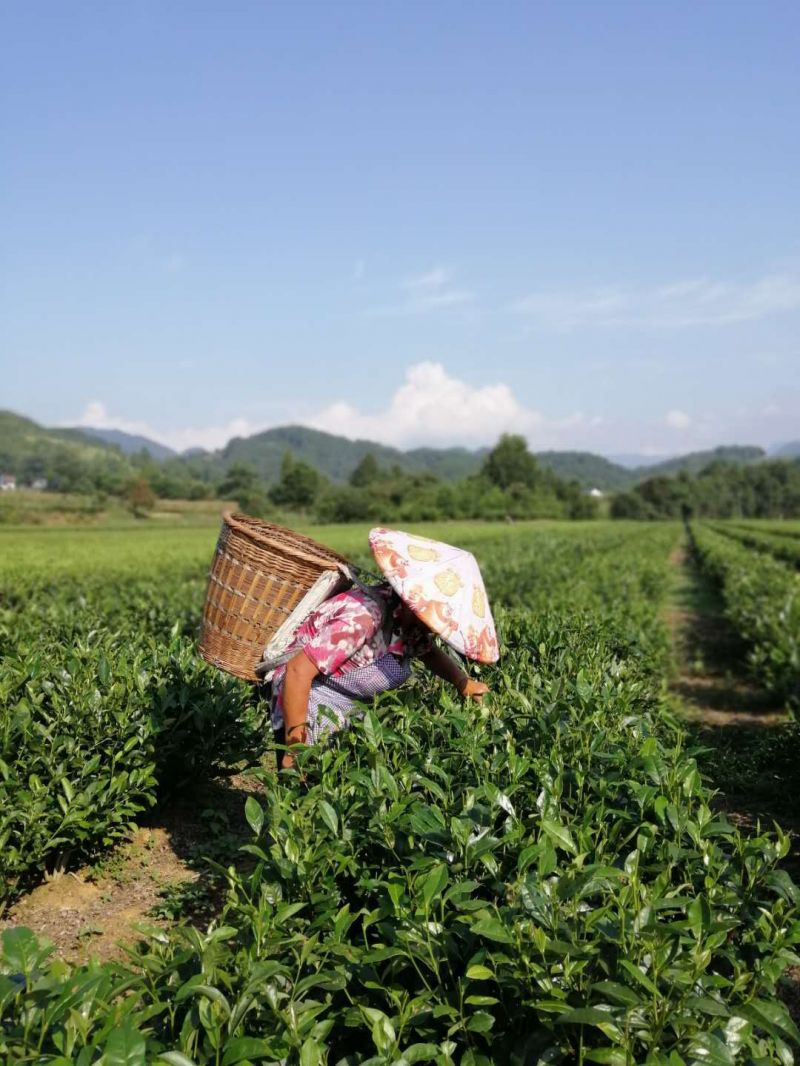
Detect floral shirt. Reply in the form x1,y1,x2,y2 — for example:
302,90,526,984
270,584,432,727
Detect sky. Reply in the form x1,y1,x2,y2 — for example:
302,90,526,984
1,0,798,458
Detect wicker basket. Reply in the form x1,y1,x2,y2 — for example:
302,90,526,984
198,513,352,681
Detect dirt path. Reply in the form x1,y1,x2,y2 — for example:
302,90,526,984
665,543,788,727
665,535,799,1021
0,772,264,964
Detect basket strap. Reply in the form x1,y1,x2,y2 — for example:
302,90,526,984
344,561,384,589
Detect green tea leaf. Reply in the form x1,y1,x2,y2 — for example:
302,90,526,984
319,800,338,835
541,818,577,854
471,917,512,943
421,863,448,910
104,1025,146,1066
244,796,264,837
466,1010,495,1032
687,1033,735,1066
558,1007,617,1026
221,1037,280,1065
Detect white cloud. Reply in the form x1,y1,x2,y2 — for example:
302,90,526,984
306,361,593,449
665,409,691,430
511,273,800,330
71,372,798,458
72,367,597,455
73,401,261,453
370,266,474,315
407,267,451,290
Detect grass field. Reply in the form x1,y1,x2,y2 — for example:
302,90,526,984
0,489,242,529
0,519,615,578
1,518,799,1062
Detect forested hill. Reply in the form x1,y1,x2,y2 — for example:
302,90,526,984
0,408,784,492
61,426,178,462
535,451,634,490
218,425,485,484
634,445,766,479
0,411,132,478
533,448,765,490
220,432,768,489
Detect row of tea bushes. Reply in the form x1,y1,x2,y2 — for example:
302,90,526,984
0,565,264,904
0,524,672,904
689,523,800,705
2,604,798,1063
708,522,800,570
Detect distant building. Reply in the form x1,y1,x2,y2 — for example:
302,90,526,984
31,477,48,491
585,487,604,498
0,474,17,491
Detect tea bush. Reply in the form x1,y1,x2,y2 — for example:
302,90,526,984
0,567,264,901
0,523,669,903
707,523,800,570
2,608,798,1063
689,524,800,704
1,521,799,1063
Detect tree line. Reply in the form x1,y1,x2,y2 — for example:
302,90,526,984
11,429,800,522
611,459,800,519
217,435,598,522
7,433,598,520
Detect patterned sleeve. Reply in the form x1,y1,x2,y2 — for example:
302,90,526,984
301,592,382,675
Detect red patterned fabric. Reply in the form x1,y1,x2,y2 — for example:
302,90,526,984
270,584,431,730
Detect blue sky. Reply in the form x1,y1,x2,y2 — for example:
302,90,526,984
2,0,798,456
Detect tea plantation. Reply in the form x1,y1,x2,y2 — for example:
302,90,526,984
1,520,798,1064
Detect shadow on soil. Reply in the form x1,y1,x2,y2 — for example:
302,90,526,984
139,769,266,926
0,768,268,965
670,542,798,838
669,546,785,720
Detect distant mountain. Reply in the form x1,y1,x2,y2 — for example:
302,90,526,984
0,410,132,480
534,445,768,491
218,425,485,484
0,407,787,496
608,453,673,470
772,441,800,459
535,451,633,491
634,445,765,480
404,445,488,481
64,426,177,461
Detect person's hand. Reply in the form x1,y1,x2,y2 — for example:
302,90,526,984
281,723,307,771
458,677,489,701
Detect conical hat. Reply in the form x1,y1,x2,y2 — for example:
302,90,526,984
369,527,499,663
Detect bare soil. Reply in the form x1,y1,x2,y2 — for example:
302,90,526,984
665,538,800,1022
0,771,264,964
665,545,788,727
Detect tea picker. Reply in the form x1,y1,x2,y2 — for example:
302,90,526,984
199,516,499,769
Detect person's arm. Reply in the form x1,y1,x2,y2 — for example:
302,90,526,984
421,645,489,701
280,650,320,768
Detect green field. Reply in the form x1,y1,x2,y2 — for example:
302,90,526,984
0,519,606,574
1,519,799,1063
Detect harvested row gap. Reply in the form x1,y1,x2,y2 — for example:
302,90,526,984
0,771,264,965
665,539,788,727
664,534,799,1022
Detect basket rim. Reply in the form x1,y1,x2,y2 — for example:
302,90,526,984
223,511,351,570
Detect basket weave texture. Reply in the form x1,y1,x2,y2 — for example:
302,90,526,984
199,513,351,681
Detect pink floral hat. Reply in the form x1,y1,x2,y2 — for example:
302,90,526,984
368,527,500,663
